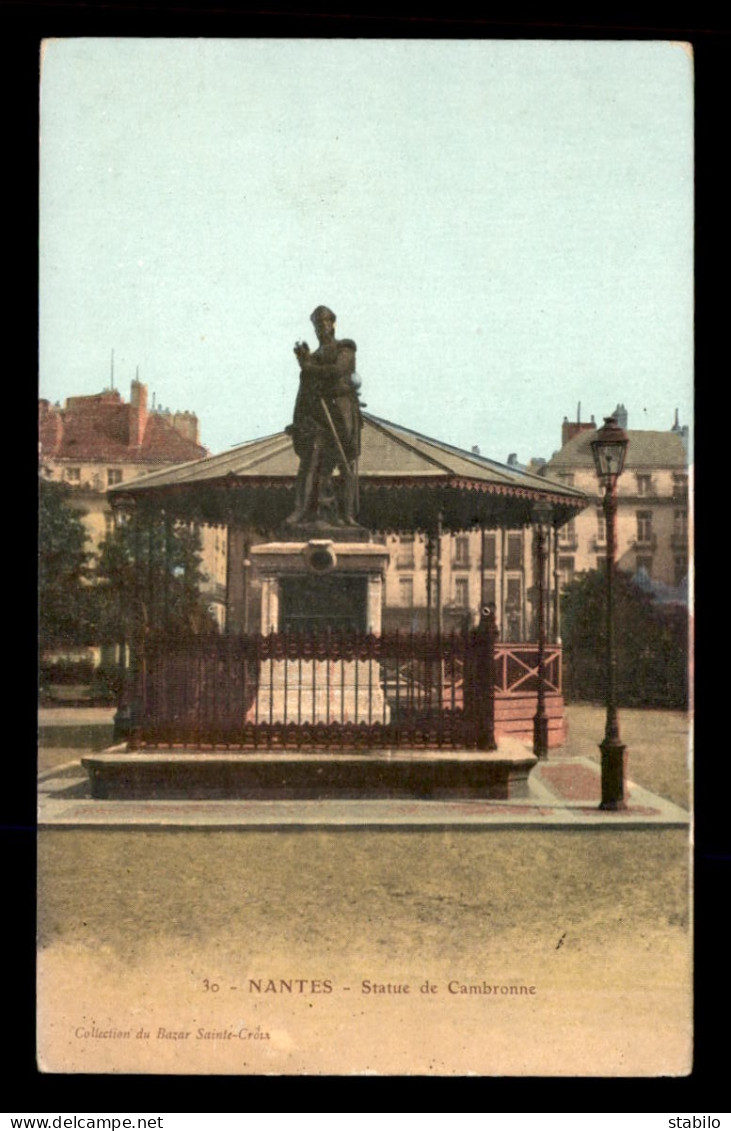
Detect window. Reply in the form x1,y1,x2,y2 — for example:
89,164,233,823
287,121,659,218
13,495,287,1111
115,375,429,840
482,533,496,570
398,577,414,607
559,473,575,487
454,577,469,607
454,536,469,566
65,467,80,483
672,474,688,503
505,579,522,639
107,468,122,487
396,534,415,569
595,508,606,544
506,577,522,606
506,534,522,570
636,474,652,497
558,557,574,587
674,510,688,538
482,576,496,607
636,555,653,578
636,511,653,544
559,519,576,547
674,556,688,586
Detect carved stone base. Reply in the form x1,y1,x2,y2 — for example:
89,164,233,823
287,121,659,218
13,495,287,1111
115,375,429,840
251,539,390,634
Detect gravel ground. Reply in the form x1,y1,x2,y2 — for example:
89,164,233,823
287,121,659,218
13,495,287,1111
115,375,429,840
38,710,115,774
561,704,691,810
37,826,691,1076
38,826,689,958
36,704,692,1075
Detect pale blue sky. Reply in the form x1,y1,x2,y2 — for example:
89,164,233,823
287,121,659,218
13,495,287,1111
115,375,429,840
39,38,693,463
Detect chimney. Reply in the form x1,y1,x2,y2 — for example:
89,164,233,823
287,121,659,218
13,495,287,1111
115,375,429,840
562,412,595,447
671,408,686,437
611,403,628,430
507,453,518,467
129,380,148,448
39,400,63,455
172,410,200,445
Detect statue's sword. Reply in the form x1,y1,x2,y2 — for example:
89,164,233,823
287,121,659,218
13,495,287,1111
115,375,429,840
319,396,356,491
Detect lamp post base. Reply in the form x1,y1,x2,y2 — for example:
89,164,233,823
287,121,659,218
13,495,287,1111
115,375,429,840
533,713,549,760
598,737,628,810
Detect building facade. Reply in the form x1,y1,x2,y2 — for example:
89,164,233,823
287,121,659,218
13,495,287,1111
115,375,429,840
42,388,688,647
378,406,690,637
381,526,544,640
39,380,229,635
543,405,690,592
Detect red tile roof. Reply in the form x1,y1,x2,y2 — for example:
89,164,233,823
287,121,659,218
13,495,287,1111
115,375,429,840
39,390,207,465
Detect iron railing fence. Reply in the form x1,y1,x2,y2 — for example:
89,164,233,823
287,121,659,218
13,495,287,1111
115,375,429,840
134,624,498,751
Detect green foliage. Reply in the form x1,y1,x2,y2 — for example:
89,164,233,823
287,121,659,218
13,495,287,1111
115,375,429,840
38,480,94,650
561,568,688,709
93,510,217,643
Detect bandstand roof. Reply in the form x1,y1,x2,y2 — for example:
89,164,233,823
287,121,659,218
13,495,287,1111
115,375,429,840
110,413,589,533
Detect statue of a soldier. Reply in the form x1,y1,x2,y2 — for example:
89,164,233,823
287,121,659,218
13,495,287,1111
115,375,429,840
285,305,363,528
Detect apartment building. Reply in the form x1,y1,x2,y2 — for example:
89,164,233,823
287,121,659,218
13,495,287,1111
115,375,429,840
39,380,228,628
382,526,539,640
543,405,690,591
379,406,690,636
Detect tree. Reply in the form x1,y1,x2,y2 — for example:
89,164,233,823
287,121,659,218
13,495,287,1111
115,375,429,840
38,480,94,652
93,509,217,646
561,568,688,709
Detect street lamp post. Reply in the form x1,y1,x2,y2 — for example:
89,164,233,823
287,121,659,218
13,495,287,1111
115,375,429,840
590,415,630,811
532,499,553,760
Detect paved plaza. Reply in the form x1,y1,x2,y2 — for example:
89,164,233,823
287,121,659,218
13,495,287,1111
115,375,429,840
38,706,688,829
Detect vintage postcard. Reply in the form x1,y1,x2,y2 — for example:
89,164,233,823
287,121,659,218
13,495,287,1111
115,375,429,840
38,38,693,1076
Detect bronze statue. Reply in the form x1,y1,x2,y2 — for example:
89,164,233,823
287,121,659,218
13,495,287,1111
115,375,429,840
285,306,363,528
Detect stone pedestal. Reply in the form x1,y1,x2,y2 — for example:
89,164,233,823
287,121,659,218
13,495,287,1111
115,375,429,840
249,537,391,725
248,658,389,725
251,538,389,633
